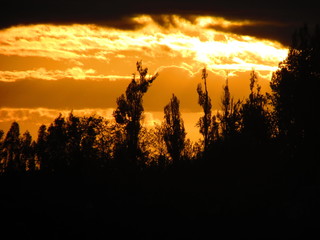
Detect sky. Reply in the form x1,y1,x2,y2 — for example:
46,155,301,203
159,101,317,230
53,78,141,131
0,1,318,141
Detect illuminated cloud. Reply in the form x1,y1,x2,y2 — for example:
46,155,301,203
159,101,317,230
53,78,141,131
0,67,134,82
0,15,288,82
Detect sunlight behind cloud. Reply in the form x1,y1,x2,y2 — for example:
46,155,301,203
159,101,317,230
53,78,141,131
0,14,288,82
195,16,255,28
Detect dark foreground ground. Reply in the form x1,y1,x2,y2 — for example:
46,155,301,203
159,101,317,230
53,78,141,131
1,165,320,239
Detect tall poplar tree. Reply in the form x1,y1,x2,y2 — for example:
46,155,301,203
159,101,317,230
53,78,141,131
113,61,158,166
197,68,212,152
163,94,186,164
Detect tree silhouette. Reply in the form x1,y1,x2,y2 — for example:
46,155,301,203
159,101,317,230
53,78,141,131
93,118,115,169
163,94,186,164
3,122,20,172
34,113,115,174
46,114,68,173
65,112,82,172
79,115,103,175
153,124,169,168
241,70,271,143
113,61,158,166
270,25,320,147
36,124,48,172
136,126,155,167
270,24,320,182
142,124,169,168
0,130,3,141
20,130,34,172
0,130,4,172
218,77,242,141
196,68,214,152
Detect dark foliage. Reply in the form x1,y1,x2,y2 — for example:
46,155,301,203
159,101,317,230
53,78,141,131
196,68,220,153
113,61,158,167
163,94,186,164
270,24,320,184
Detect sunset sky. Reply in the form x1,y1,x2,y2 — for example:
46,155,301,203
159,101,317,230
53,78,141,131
1,1,319,141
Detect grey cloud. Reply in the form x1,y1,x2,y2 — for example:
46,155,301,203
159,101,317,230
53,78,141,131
206,22,297,46
2,0,319,46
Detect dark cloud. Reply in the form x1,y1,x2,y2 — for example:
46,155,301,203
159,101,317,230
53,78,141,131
207,22,296,46
1,0,319,45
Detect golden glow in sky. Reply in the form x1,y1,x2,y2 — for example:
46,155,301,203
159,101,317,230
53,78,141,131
0,14,288,141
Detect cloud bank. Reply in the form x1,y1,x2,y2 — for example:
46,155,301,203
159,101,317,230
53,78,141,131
0,15,287,82
2,1,319,45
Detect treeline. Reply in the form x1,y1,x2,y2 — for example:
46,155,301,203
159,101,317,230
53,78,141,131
1,25,320,182
0,65,268,174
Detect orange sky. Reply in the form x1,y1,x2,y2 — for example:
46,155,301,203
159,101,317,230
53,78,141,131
0,15,288,141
